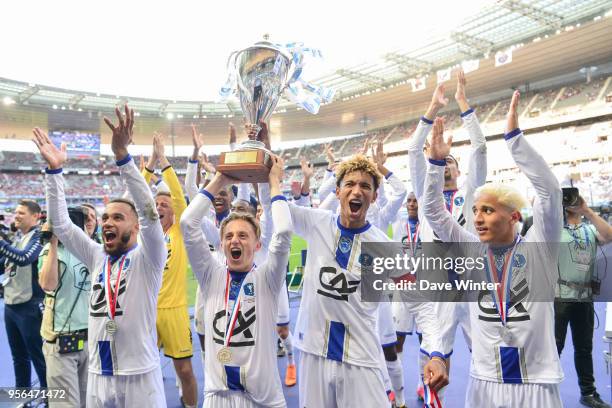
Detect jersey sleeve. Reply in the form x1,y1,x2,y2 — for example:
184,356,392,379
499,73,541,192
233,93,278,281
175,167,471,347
377,172,407,228
404,301,445,358
318,193,339,213
407,118,433,200
317,171,336,202
118,156,167,273
262,196,293,295
460,109,488,227
180,190,222,290
185,160,199,200
161,165,188,220
257,182,273,251
288,201,334,240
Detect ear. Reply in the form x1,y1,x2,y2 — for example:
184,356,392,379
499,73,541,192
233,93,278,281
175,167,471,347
335,186,340,199
509,210,520,224
371,190,378,203
255,240,262,252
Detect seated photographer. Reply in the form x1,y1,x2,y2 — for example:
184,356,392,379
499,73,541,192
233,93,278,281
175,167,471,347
38,206,94,408
555,190,612,408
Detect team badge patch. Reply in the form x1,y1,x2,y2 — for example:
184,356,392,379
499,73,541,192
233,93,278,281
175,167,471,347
338,236,352,253
359,253,373,267
513,253,526,268
244,283,255,296
454,196,465,206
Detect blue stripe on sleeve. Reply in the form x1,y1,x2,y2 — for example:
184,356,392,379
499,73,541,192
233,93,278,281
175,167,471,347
504,128,522,140
500,346,523,384
199,189,215,203
271,195,287,203
421,116,434,125
460,108,474,117
327,321,346,362
115,154,132,167
385,172,393,180
428,158,446,167
45,168,63,174
98,341,113,376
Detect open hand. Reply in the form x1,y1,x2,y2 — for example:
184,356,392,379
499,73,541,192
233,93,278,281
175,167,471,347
32,127,67,170
431,84,449,109
300,157,314,179
506,90,520,134
104,104,134,161
429,117,452,161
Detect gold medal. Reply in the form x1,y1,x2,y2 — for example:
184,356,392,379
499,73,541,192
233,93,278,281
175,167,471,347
217,346,232,364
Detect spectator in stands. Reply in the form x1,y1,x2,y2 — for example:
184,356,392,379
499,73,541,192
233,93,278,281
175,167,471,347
555,194,612,408
38,207,93,408
0,199,47,390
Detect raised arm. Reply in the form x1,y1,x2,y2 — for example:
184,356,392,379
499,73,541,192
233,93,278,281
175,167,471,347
407,84,448,199
34,127,100,269
505,92,561,245
185,124,204,200
372,140,407,227
422,118,479,243
104,105,166,272
0,229,42,267
455,70,487,226
257,182,274,251
155,134,188,219
297,157,313,207
263,156,293,293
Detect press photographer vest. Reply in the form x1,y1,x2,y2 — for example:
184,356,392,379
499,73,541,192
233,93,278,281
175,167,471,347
3,228,44,305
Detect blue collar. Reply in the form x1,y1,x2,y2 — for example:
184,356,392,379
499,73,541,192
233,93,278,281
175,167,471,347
216,209,230,223
336,217,371,234
108,243,138,263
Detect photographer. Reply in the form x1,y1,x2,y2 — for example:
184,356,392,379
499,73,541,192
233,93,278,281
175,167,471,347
555,189,612,408
38,207,93,408
0,199,46,389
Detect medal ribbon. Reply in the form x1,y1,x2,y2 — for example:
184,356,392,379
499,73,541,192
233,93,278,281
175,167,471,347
406,221,420,256
105,255,127,320
484,236,521,326
223,265,255,347
445,190,458,215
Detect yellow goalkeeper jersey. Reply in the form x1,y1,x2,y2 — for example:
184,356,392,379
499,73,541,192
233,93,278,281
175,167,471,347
143,166,188,309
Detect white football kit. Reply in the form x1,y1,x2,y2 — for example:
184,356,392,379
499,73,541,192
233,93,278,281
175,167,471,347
288,203,444,407
181,190,292,407
422,128,564,407
406,110,487,356
45,156,167,407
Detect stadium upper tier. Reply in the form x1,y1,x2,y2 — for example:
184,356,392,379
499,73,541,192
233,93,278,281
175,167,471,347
1,6,612,143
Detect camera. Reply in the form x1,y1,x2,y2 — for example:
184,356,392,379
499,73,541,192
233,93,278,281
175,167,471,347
562,187,579,208
40,207,87,243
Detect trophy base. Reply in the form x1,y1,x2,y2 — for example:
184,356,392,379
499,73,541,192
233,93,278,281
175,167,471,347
217,149,272,183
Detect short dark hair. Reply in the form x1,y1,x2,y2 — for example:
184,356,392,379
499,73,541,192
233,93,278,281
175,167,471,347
108,198,138,217
18,199,41,215
155,192,172,199
81,203,97,216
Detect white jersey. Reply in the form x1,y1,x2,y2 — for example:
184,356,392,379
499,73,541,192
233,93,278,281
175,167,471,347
181,190,292,407
289,204,444,368
407,110,487,242
45,156,167,376
422,129,564,384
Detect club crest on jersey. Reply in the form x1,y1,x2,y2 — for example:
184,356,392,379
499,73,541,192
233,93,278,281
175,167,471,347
513,253,526,268
454,196,465,206
338,236,352,253
244,283,255,296
359,253,373,267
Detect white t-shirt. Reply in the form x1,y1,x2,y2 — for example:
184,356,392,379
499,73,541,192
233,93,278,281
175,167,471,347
45,156,167,376
288,204,444,368
181,190,292,408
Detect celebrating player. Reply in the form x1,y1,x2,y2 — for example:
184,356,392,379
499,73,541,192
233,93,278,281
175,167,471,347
422,91,564,407
180,155,292,407
289,155,448,407
37,105,168,407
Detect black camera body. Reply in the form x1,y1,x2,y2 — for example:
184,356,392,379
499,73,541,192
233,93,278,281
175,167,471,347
562,187,579,208
41,207,87,242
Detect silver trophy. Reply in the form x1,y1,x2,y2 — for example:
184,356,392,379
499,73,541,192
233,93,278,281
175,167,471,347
217,40,294,181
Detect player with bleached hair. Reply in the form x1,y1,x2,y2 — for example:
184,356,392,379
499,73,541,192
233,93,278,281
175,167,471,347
289,154,448,407
422,91,564,407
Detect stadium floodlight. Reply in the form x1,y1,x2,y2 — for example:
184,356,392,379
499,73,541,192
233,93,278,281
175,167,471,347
166,112,174,120
2,96,15,106
52,104,58,109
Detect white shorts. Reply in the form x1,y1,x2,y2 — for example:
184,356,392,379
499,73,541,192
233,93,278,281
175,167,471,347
377,302,398,347
204,390,278,408
435,301,471,356
298,352,388,408
86,367,165,408
195,285,205,335
276,284,290,326
392,301,419,336
466,377,561,408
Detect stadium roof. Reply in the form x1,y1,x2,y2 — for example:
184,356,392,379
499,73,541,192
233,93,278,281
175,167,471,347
1,0,610,120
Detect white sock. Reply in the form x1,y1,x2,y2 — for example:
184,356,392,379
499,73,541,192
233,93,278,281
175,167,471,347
387,358,405,406
282,332,295,365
